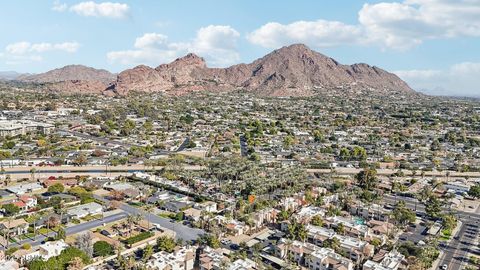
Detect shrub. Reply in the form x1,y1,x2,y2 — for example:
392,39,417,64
93,241,114,257
124,231,154,245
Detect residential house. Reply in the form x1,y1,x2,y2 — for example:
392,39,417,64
229,259,256,270
183,208,202,222
146,246,196,270
199,247,229,270
38,240,69,260
363,250,405,270
67,202,103,219
252,208,278,229
6,182,43,195
225,220,249,236
0,219,28,237
306,248,354,270
195,201,218,213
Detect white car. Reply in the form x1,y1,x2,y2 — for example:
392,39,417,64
440,264,447,270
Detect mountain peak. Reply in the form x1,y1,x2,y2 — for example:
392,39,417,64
17,64,115,84
172,53,206,67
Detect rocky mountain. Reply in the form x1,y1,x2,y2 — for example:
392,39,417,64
108,44,413,96
14,44,414,96
0,71,26,81
16,65,116,94
18,65,115,83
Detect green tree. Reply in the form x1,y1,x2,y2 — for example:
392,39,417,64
339,147,350,161
355,168,378,190
468,184,480,198
2,141,15,149
48,183,65,193
197,234,221,248
311,215,323,227
312,130,325,143
425,196,443,219
121,119,136,136
2,203,20,216
392,201,416,227
283,135,295,148
93,241,114,257
441,214,457,231
142,244,154,261
156,236,176,253
56,228,66,240
334,223,345,235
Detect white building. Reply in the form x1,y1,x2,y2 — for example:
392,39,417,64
363,250,405,270
67,202,103,219
146,246,196,270
6,183,43,195
0,120,54,137
229,258,256,270
306,248,354,270
38,240,69,260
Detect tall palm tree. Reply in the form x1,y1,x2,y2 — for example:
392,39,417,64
0,165,5,184
30,168,37,182
144,205,155,230
30,213,40,240
126,215,136,236
3,174,11,187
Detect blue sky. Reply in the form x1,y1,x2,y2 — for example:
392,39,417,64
0,0,479,96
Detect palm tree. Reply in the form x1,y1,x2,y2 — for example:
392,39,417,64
30,167,37,182
3,217,12,249
3,174,11,187
126,215,136,236
297,223,308,243
0,166,5,184
144,205,155,230
30,213,40,240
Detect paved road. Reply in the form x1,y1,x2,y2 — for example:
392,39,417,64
383,195,480,269
438,221,480,270
2,165,204,173
1,212,128,250
1,165,204,180
93,195,205,242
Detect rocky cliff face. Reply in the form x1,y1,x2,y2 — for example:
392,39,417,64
109,44,413,96
18,44,414,96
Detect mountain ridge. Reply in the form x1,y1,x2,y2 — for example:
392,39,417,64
15,44,415,97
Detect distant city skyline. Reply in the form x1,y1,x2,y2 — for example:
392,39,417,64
0,0,479,97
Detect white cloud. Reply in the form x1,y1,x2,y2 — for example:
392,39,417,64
134,33,169,50
107,25,241,67
395,62,480,97
52,0,68,12
70,1,130,19
249,0,480,50
192,25,241,66
248,20,364,49
5,42,80,54
2,41,80,65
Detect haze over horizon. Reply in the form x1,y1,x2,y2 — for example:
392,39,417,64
1,0,479,97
